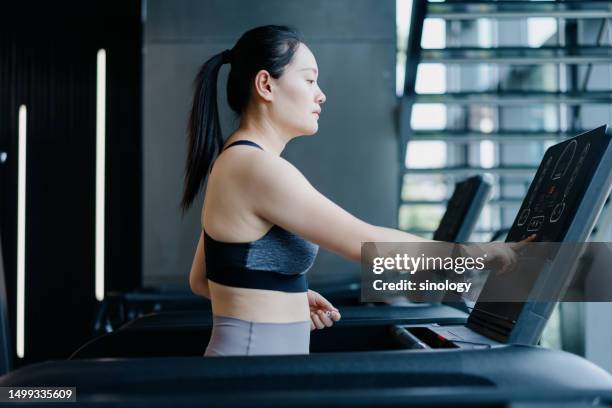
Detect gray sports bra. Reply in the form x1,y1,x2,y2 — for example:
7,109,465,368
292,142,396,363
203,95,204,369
204,140,319,293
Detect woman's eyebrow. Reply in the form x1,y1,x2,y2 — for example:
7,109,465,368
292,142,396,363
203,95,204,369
299,67,318,74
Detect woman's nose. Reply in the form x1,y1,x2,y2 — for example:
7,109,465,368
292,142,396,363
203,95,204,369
317,91,326,105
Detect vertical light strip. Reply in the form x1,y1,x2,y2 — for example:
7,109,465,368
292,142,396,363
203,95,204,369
95,49,106,302
16,105,27,358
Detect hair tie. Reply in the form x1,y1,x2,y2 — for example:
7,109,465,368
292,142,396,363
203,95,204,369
221,49,233,64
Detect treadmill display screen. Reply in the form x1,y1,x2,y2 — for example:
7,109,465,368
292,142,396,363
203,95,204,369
469,126,611,341
506,129,609,242
433,175,489,242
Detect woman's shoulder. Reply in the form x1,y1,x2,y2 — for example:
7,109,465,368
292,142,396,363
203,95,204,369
210,142,264,176
215,143,303,185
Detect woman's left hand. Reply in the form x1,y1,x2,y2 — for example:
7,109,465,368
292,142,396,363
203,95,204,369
307,289,341,331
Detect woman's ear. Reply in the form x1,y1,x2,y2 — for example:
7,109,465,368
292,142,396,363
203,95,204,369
253,69,274,102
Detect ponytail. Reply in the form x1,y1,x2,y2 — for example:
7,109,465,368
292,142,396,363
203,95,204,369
180,50,231,212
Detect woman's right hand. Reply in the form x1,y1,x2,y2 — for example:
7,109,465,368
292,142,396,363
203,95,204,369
463,234,537,275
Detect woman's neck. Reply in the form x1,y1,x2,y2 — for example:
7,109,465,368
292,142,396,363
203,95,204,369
233,111,291,156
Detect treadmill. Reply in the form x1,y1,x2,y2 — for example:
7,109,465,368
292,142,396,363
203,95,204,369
1,127,611,407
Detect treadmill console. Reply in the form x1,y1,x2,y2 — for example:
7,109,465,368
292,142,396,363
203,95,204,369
507,129,609,242
469,126,612,342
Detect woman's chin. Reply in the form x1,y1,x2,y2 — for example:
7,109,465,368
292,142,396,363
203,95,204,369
293,122,318,136
306,124,319,135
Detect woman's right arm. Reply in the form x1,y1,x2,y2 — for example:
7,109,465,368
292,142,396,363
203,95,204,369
245,153,433,263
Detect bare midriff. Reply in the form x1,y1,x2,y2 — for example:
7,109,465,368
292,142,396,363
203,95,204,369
208,280,310,323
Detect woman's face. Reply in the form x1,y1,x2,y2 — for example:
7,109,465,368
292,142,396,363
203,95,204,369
270,43,326,136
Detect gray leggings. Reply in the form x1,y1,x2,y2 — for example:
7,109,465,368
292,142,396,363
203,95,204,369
204,315,311,356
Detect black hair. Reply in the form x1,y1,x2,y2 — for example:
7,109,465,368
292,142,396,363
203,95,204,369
180,25,304,212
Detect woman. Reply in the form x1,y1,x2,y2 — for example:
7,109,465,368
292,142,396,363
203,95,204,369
183,25,528,356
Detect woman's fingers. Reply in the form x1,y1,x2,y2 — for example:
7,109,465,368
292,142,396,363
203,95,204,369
497,234,535,275
317,310,333,327
510,234,537,251
310,309,341,330
311,312,325,330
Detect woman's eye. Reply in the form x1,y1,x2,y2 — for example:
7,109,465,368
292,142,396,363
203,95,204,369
307,80,315,84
